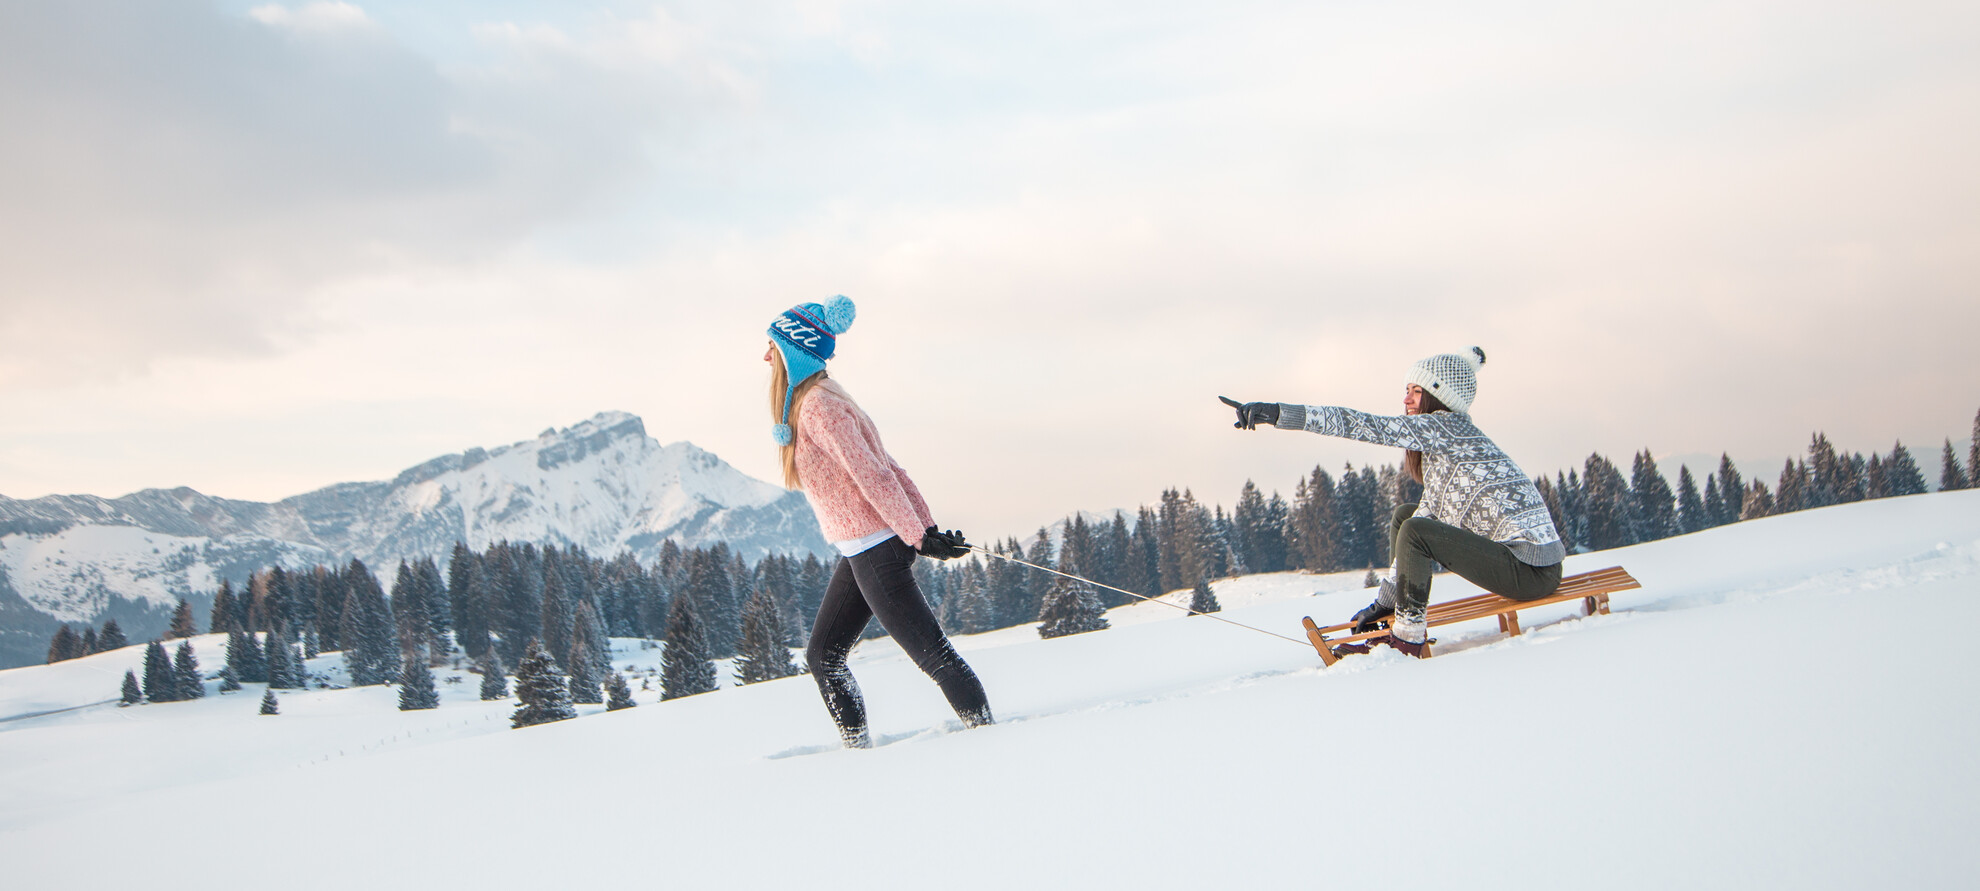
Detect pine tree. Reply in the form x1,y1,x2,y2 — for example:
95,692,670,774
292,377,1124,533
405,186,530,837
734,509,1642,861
166,598,197,639
340,559,399,686
1535,476,1572,553
1941,439,1968,492
209,580,241,636
1715,455,1744,526
174,641,205,700
1741,481,1775,520
566,621,604,706
227,630,266,684
142,641,178,703
1629,450,1678,542
1037,573,1109,639
99,618,128,651
1865,453,1888,499
46,626,81,664
120,670,143,705
1702,472,1724,529
265,633,301,690
1805,433,1840,509
511,640,577,728
1187,580,1221,615
605,673,637,711
478,653,509,700
1775,459,1806,514
416,556,450,653
259,689,279,715
1581,453,1633,550
1675,466,1707,535
80,626,99,655
449,543,492,659
398,659,440,711
735,586,802,685
1970,407,1979,492
218,666,242,693
1884,441,1926,496
660,591,718,701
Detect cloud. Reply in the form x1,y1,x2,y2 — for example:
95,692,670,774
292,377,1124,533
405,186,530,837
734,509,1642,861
0,1,743,389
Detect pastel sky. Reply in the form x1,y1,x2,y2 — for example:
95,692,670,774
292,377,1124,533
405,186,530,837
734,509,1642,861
2,0,1975,541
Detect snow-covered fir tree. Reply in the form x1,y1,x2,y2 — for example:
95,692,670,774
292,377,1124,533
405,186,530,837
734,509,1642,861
259,689,279,715
120,670,142,705
605,673,637,711
735,585,802,685
1187,580,1222,615
339,559,399,686
265,633,301,690
1037,574,1109,639
398,659,439,711
661,592,718,701
218,666,242,693
478,654,509,700
173,641,205,700
510,640,576,729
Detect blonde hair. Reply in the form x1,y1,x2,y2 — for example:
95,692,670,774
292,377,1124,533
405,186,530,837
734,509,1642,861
770,357,830,490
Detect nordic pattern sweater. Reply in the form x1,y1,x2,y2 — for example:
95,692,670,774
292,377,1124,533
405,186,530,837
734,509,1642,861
795,381,935,549
1276,404,1567,566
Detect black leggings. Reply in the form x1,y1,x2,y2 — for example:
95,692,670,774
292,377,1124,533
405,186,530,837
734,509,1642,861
806,537,991,741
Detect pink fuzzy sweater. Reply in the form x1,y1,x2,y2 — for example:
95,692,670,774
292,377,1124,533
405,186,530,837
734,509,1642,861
795,381,935,548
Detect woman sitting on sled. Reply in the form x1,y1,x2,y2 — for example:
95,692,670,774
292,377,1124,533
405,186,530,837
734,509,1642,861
1223,347,1565,656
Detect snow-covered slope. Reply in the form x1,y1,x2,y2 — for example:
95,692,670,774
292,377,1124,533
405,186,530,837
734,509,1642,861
1,490,1975,889
0,413,827,666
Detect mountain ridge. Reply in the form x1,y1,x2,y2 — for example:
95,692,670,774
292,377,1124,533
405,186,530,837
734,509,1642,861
0,411,828,667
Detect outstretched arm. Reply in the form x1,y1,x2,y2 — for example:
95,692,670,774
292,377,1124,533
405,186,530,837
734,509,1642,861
1221,396,1447,452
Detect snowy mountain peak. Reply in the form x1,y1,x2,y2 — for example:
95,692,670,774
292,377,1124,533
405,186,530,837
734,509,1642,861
0,413,828,667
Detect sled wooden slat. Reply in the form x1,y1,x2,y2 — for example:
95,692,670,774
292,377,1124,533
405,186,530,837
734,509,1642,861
1301,566,1640,664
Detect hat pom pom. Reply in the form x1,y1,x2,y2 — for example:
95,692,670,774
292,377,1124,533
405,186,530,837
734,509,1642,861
821,295,857,335
772,424,793,446
1466,346,1486,368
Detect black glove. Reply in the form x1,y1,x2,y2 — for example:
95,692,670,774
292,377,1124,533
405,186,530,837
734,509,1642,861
917,526,970,560
1218,396,1279,430
1349,601,1394,635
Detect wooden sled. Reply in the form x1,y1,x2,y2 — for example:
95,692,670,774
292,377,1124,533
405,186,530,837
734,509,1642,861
1301,566,1641,666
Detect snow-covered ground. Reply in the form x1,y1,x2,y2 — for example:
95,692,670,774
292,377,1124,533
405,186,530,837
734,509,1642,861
3,490,1977,889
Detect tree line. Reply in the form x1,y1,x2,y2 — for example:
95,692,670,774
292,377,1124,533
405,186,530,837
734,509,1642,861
53,407,1980,722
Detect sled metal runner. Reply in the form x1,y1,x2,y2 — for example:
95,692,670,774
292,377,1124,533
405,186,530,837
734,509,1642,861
1301,566,1641,665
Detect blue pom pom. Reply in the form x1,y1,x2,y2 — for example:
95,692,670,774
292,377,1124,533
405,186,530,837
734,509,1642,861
821,295,856,335
772,424,793,446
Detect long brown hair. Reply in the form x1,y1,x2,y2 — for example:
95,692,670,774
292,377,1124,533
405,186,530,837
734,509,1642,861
769,356,829,490
1403,390,1452,483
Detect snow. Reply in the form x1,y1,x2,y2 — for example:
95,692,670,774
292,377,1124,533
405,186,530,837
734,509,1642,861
2,490,1977,889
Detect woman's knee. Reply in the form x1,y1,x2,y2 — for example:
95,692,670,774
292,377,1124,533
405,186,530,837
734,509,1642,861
1396,515,1439,549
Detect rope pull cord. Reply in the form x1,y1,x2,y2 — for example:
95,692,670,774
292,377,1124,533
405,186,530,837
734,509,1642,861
964,546,1310,648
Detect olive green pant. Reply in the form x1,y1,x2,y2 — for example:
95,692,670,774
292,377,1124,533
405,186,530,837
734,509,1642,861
1389,503,1562,621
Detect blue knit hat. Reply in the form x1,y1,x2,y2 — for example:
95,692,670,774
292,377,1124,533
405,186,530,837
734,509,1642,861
768,295,857,444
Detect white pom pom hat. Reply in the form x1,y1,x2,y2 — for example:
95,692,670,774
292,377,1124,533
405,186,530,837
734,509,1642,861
1404,346,1486,413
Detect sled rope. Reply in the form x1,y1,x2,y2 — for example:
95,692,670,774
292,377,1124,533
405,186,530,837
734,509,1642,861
964,546,1310,648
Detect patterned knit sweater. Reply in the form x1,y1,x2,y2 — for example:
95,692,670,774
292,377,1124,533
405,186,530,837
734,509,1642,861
795,381,935,549
1276,404,1566,566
